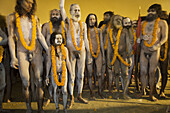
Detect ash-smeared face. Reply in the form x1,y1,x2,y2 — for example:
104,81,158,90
104,14,111,24
50,10,61,22
123,17,132,29
146,8,158,22
89,15,96,27
21,0,34,13
54,34,63,46
70,4,81,22
113,15,123,29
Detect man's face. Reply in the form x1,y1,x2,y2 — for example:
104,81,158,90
70,5,81,22
89,15,96,27
21,0,33,13
104,14,111,23
113,15,122,29
147,8,157,17
132,20,137,28
51,10,61,22
146,8,158,22
123,18,132,29
54,34,63,46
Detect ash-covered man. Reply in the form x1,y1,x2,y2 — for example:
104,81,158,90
138,4,168,101
85,13,105,100
0,28,8,112
99,11,114,92
7,0,49,113
42,9,66,106
59,0,92,108
46,32,72,113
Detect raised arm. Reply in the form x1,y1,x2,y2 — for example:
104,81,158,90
59,0,67,21
0,28,8,46
7,13,18,69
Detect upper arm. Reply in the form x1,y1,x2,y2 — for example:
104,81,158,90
160,20,168,41
41,23,48,39
59,0,67,22
7,13,15,39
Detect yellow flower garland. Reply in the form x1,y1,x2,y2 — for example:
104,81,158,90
15,12,36,51
142,18,160,47
51,44,66,86
160,40,168,61
100,24,106,32
104,24,111,50
0,46,4,63
70,19,83,51
109,27,130,67
49,21,66,45
88,27,100,58
131,27,137,55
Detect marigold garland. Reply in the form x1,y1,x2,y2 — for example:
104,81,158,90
131,27,137,55
104,24,111,50
49,21,66,45
160,40,168,61
70,19,83,51
142,18,160,47
88,27,100,58
51,44,66,86
0,46,4,63
100,24,106,32
15,12,36,51
109,27,130,67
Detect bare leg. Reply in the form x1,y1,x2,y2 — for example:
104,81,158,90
18,52,32,113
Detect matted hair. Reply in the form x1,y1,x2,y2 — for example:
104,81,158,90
69,4,80,12
85,13,98,28
15,0,37,18
50,32,65,46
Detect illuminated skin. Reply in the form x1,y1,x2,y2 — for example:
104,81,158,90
46,34,72,113
7,0,49,113
122,17,135,87
41,9,63,107
0,28,8,112
87,15,105,99
101,13,112,91
107,15,132,99
60,0,91,108
139,9,168,101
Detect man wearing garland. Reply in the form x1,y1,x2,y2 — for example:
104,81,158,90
138,4,168,101
7,0,49,113
85,13,105,99
0,28,7,112
107,15,132,99
46,32,72,113
99,11,114,92
42,9,66,106
59,0,91,108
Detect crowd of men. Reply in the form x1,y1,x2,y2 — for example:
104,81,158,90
0,0,170,113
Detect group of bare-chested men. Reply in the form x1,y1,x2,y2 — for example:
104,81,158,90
0,0,169,113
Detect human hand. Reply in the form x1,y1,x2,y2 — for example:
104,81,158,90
10,57,18,69
149,43,161,52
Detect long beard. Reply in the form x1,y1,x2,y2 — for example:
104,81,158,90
146,14,158,22
71,15,81,22
50,17,62,26
103,19,110,24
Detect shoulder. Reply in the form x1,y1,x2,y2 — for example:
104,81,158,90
64,46,68,52
7,13,15,22
159,19,168,26
42,22,49,28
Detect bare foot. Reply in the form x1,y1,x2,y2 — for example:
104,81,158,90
150,96,158,101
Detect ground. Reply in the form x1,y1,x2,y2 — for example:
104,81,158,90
2,73,170,113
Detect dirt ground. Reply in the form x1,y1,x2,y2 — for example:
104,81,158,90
2,73,170,113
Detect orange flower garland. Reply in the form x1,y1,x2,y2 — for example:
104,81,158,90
160,40,168,61
15,12,36,51
49,21,66,45
109,27,130,67
88,27,100,58
70,19,83,51
51,44,66,86
142,18,160,47
104,24,111,50
0,46,4,63
131,27,137,55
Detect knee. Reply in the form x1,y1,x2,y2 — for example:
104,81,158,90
97,73,102,78
35,78,43,87
22,81,30,89
77,76,84,82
